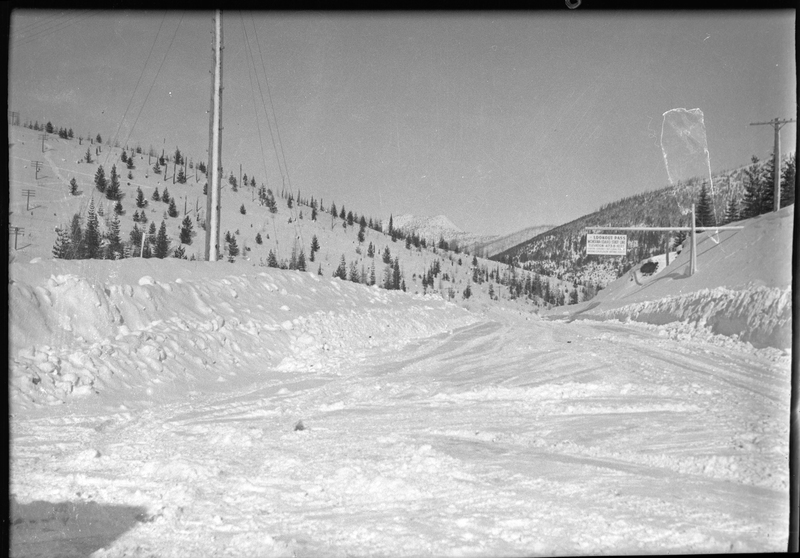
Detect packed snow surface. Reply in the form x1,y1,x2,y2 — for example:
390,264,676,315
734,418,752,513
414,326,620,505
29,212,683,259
9,253,791,556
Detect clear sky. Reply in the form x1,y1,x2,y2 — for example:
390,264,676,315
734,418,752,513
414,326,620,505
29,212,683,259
8,10,796,236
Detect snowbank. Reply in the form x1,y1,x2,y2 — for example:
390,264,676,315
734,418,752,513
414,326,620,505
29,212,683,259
543,206,794,349
9,258,479,408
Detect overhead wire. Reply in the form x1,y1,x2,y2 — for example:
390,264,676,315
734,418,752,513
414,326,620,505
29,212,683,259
250,14,294,199
239,11,280,258
103,13,184,170
11,10,99,49
107,12,168,159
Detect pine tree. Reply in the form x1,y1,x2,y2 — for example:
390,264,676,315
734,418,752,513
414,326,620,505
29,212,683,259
382,246,392,264
240,204,246,215
174,147,183,166
722,198,739,225
67,128,73,139
335,255,347,279
148,221,157,244
121,150,128,163
168,198,178,218
84,148,92,163
154,221,170,258
126,156,135,170
267,249,279,268
358,224,366,243
153,159,161,174
161,188,171,204
136,187,147,208
129,224,143,254
392,257,401,290
114,200,124,215
177,169,186,184
266,189,278,213
255,232,263,245
367,242,375,258
152,187,161,202
173,246,186,259
759,154,776,214
227,235,240,259
45,121,54,133
52,226,71,259
369,262,376,286
84,198,101,259
330,202,337,217
740,157,763,219
311,206,317,221
94,165,107,193
95,133,102,143
105,164,121,200
106,214,124,259
348,262,360,283
68,213,83,259
179,215,194,244
311,235,320,254
781,152,796,207
318,265,324,276
297,249,307,272
69,177,78,196
694,181,715,230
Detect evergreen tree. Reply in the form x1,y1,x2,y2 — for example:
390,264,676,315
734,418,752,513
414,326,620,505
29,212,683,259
168,198,178,218
255,232,263,245
367,242,375,258
114,201,124,215
154,221,170,258
392,257,401,290
173,246,186,259
694,181,716,230
148,221,157,244
382,246,392,264
69,177,78,195
121,150,128,163
179,215,194,244
311,235,320,254
94,165,107,193
267,249,279,268
84,198,101,259
297,249,307,272
95,133,102,143
67,128,74,139
266,189,278,213
330,202,337,217
127,156,135,170
388,214,394,236
722,198,739,225
45,121,54,133
348,262,360,283
740,157,763,219
136,187,147,208
129,224,143,253
142,242,152,259
759,154,777,214
311,206,317,221
358,224,366,243
105,164,121,200
85,148,93,163
781,153,796,207
318,264,324,276
227,235,240,259
152,187,161,202
240,204,246,215
161,187,171,204
52,226,71,259
335,255,348,279
177,168,186,184
153,159,161,174
106,214,124,259
339,206,346,220
369,262,376,286
174,147,183,166
68,213,83,259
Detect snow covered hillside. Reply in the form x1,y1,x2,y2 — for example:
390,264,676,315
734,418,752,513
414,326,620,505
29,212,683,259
390,213,495,252
8,123,792,556
542,205,794,350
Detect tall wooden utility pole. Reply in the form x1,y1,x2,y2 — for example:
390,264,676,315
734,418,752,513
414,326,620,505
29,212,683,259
205,10,223,261
749,117,796,212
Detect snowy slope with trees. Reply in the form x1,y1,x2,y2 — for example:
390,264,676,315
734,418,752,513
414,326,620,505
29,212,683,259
8,123,793,556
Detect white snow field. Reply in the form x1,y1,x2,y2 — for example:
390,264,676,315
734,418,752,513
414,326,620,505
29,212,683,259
9,202,793,557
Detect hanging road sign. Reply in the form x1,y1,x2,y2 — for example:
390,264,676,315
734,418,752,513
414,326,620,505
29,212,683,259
586,233,627,256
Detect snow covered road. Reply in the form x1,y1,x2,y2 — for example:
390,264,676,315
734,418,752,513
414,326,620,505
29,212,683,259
10,312,790,557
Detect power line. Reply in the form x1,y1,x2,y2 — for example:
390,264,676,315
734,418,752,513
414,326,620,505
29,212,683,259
250,15,294,197
104,13,184,170
108,12,168,154
11,10,98,49
239,12,271,189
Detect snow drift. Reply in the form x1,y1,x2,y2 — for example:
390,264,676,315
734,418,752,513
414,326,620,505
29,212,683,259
9,258,478,408
543,205,794,349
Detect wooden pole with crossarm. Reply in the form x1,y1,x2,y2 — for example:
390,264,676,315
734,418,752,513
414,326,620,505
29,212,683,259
749,117,796,212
